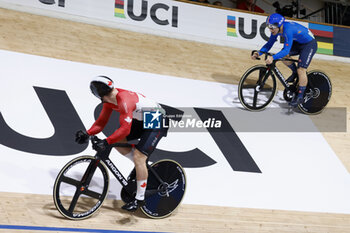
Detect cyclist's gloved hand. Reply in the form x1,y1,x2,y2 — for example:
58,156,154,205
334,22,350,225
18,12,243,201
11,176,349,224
251,50,259,60
75,130,89,144
93,139,109,152
265,55,274,65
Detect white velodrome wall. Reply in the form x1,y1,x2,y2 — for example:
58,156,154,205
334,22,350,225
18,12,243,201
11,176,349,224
0,0,349,63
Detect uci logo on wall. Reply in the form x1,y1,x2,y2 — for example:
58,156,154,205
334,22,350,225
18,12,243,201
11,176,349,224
227,15,270,42
38,0,65,7
114,0,178,28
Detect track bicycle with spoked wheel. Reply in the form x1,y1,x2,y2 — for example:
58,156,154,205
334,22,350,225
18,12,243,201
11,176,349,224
238,51,332,114
53,136,186,219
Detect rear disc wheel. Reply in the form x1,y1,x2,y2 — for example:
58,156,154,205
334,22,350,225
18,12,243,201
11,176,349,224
141,160,186,219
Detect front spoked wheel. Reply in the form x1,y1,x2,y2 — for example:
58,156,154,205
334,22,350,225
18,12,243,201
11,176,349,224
53,156,109,220
298,70,332,114
238,65,277,111
124,160,185,218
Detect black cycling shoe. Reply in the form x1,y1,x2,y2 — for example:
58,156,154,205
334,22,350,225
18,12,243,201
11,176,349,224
121,199,145,212
286,73,298,83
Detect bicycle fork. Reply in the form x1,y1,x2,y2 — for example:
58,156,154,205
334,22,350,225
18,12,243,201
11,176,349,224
257,68,273,90
68,159,100,213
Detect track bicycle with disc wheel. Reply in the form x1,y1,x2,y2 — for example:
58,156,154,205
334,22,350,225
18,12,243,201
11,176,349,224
238,51,332,114
53,136,186,219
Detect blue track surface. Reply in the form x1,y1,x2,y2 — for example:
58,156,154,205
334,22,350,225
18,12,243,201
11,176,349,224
0,225,165,233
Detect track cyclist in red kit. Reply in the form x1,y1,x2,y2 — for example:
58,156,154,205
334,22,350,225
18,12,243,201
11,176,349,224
75,76,167,212
252,13,318,107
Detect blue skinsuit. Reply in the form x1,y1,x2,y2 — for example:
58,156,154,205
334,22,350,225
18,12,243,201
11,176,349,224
260,22,317,68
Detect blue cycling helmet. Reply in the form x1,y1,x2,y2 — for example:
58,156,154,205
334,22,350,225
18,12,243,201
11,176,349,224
266,13,285,29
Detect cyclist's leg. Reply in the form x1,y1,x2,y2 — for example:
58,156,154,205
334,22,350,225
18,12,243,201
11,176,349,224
282,55,295,71
290,39,317,107
133,149,148,199
134,129,167,199
284,43,300,82
296,39,318,86
297,67,308,86
122,124,168,211
114,138,132,155
115,119,144,161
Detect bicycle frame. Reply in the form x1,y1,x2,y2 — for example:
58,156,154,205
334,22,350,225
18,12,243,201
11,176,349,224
91,137,166,197
255,51,298,89
92,144,129,188
54,136,187,220
268,64,291,89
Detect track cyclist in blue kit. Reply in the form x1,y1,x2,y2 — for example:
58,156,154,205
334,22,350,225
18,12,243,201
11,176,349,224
251,13,318,107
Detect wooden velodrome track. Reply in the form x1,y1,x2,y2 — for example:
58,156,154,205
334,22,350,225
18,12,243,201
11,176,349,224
1,5,350,233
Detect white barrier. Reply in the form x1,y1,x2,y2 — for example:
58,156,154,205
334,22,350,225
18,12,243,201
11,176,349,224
1,0,350,62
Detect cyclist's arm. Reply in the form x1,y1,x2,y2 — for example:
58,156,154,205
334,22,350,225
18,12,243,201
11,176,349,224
105,94,136,144
272,30,293,60
87,104,113,135
259,34,277,55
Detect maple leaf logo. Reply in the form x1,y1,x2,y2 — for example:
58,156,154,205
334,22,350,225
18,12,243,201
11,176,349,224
124,117,132,123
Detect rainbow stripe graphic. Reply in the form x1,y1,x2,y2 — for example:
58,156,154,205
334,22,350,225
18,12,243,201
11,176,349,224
227,16,237,37
309,23,333,55
115,0,126,18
